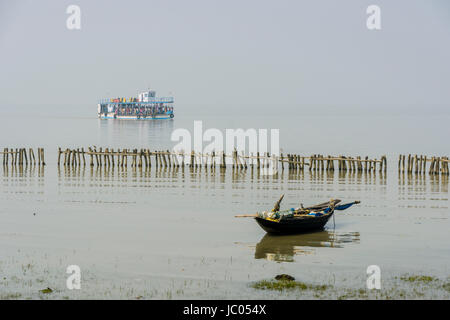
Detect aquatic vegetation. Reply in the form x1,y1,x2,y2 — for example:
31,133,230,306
1,293,22,300
251,279,329,291
39,287,53,294
399,275,436,283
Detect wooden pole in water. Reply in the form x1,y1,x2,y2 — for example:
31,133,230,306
18,148,22,166
69,149,75,166
256,152,260,170
70,149,74,167
429,157,435,175
406,154,410,173
57,147,61,166
445,157,450,175
445,157,449,175
73,149,77,167
103,148,108,167
174,151,180,168
110,149,114,167
5,148,9,165
135,149,139,168
166,150,171,168
188,151,193,168
219,151,223,169
93,148,98,167
418,155,422,174
142,150,147,168
64,149,68,166
88,147,94,167
23,148,28,166
116,148,120,167
100,148,104,167
413,155,418,174
76,148,81,167
211,151,215,169
137,149,141,168
41,148,45,166
117,149,122,168
161,151,167,167
436,157,441,175
149,150,154,169
81,148,86,166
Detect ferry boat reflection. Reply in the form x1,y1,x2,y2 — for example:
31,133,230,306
254,230,360,262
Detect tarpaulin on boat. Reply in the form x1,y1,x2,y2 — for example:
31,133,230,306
335,202,358,210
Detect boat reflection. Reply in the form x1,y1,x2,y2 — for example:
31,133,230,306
254,230,360,262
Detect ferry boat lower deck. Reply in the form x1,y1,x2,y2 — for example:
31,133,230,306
98,90,174,120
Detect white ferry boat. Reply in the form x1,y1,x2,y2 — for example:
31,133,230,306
98,90,174,120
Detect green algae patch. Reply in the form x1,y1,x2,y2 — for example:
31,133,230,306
399,275,436,283
251,280,329,292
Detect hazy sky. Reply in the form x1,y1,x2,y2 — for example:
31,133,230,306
1,0,449,111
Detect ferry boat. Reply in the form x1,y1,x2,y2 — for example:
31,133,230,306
97,90,174,120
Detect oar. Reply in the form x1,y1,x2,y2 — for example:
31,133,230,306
234,214,258,218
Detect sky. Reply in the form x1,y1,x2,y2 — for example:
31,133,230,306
1,0,449,113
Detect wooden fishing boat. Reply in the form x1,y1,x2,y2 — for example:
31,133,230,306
235,196,360,235
255,209,335,234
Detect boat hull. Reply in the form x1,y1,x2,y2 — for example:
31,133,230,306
255,212,334,235
98,112,174,120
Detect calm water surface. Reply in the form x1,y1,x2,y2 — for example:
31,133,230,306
0,105,449,298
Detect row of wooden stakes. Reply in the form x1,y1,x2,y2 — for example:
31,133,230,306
1,148,46,166
57,147,387,173
282,154,387,173
398,154,450,175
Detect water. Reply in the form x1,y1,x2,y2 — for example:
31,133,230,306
0,105,449,299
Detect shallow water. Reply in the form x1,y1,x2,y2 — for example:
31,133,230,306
0,105,449,298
